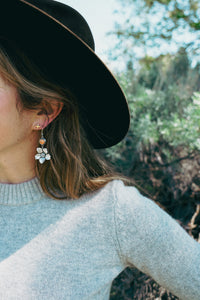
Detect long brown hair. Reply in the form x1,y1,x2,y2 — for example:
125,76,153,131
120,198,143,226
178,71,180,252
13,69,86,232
0,41,130,199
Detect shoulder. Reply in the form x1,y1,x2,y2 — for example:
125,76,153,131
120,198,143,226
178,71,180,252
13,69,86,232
98,179,142,200
102,179,154,212
74,179,159,227
108,179,143,199
104,179,173,232
91,179,158,223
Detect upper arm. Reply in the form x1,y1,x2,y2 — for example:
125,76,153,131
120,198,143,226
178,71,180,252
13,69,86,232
112,180,200,300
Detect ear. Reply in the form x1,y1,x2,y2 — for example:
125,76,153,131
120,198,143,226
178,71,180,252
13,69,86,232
33,99,64,130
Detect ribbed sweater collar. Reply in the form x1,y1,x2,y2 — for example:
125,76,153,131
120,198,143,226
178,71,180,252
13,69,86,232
0,177,45,206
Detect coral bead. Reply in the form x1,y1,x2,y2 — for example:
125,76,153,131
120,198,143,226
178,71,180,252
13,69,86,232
39,138,46,145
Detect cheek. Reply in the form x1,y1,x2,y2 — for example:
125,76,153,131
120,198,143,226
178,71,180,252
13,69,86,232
0,89,32,149
0,91,19,130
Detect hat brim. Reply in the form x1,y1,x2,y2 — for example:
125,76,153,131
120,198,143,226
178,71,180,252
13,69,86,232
0,0,130,149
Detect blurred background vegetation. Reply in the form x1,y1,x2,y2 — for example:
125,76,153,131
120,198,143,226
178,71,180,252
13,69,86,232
101,0,200,299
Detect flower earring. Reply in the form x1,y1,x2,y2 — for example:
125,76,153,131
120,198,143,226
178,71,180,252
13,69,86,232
35,125,51,164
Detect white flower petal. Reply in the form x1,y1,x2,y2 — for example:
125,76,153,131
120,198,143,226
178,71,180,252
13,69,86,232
43,148,48,154
39,157,46,164
45,154,51,160
37,147,43,153
35,154,41,160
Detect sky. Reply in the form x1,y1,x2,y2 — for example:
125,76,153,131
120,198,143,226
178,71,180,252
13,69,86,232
58,0,121,70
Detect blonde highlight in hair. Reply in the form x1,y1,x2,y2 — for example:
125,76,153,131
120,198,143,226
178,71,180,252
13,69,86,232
0,42,131,199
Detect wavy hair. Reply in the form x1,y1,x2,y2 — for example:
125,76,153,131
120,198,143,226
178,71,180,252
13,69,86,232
0,41,130,199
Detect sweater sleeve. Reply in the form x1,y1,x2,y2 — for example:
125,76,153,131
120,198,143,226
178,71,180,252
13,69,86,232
112,180,200,300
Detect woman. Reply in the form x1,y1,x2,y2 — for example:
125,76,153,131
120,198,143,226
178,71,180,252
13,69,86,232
0,0,199,299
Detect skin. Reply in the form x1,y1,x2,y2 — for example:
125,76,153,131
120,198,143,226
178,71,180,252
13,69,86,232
0,75,63,184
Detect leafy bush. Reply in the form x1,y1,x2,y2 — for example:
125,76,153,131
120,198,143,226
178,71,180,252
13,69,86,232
104,50,200,173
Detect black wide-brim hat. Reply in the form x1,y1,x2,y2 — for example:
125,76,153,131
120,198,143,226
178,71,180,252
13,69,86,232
0,0,130,149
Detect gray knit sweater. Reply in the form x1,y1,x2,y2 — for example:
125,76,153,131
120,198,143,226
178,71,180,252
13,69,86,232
0,177,199,300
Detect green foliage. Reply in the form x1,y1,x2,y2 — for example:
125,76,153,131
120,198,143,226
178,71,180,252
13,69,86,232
104,50,200,172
